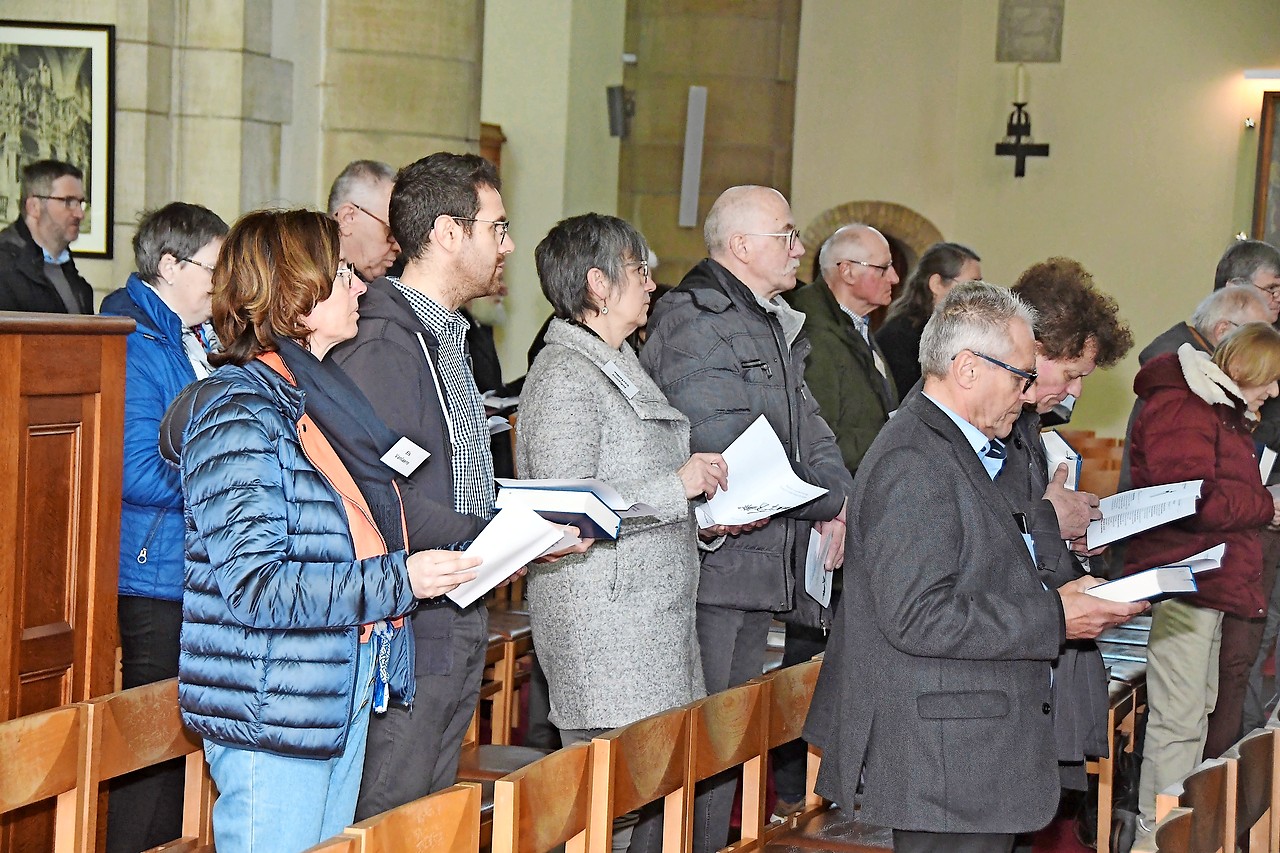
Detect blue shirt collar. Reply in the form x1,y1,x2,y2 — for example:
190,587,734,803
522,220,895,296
922,392,1005,480
42,246,71,265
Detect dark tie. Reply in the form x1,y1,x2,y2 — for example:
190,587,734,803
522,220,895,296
986,439,1007,460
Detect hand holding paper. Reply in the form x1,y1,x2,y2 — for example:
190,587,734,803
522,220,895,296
694,415,828,527
446,506,565,607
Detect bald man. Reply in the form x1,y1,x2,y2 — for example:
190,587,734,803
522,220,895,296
641,185,852,853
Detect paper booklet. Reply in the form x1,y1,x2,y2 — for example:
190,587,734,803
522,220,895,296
694,415,829,527
1041,430,1082,490
496,478,659,519
804,528,834,607
445,506,564,608
1084,480,1203,549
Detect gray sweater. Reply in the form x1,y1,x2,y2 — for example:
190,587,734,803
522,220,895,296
517,320,706,729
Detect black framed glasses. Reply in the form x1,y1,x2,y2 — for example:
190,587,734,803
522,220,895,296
351,203,394,242
839,258,894,276
743,229,801,251
969,350,1038,393
451,216,510,245
34,194,87,211
180,257,215,272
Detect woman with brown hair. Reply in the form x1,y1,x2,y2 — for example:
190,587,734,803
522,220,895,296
1127,322,1280,835
159,209,479,853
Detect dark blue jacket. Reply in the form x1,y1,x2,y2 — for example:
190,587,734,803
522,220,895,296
159,355,418,758
100,274,200,601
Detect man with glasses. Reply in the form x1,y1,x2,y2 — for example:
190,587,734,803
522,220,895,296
327,159,401,282
332,152,513,817
1213,238,1280,323
641,184,853,853
770,222,898,816
805,282,1144,853
0,159,93,312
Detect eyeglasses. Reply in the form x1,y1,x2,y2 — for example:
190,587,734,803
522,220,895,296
968,350,1038,393
1251,280,1280,299
451,216,510,245
180,257,215,272
351,203,395,241
335,262,355,283
627,260,650,282
34,195,87,211
743,229,801,251
839,258,894,276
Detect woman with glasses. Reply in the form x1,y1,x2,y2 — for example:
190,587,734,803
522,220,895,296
158,209,480,853
98,202,228,852
876,241,982,395
517,213,730,853
1126,323,1280,835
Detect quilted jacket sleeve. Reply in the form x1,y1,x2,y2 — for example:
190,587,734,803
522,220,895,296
182,392,418,629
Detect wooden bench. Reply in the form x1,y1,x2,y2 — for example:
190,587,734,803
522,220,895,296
345,782,481,853
588,705,690,853
1153,756,1235,853
82,678,214,851
1133,806,1194,852
493,741,592,853
688,681,768,853
0,704,86,853
1222,727,1280,852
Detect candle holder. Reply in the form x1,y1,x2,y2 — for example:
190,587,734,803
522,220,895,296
995,101,1050,178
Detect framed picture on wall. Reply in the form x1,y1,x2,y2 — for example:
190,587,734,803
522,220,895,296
1254,92,1280,247
0,20,115,258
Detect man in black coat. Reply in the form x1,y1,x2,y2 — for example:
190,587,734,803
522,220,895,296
0,159,93,313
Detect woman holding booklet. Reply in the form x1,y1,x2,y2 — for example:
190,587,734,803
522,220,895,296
517,213,730,853
158,210,479,853
1126,323,1280,833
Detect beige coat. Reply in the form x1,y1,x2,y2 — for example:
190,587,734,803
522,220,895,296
517,319,705,730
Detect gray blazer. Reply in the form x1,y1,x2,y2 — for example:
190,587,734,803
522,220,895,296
805,390,1066,834
516,320,705,730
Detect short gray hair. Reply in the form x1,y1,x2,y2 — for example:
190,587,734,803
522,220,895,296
535,213,648,320
1214,239,1280,289
1190,284,1269,337
132,202,229,284
817,223,871,279
919,281,1037,380
326,159,396,215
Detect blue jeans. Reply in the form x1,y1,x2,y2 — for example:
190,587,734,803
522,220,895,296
205,640,375,853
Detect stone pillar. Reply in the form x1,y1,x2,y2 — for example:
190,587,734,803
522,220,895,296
617,0,801,278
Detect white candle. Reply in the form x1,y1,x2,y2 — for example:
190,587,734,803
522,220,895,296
1015,63,1028,103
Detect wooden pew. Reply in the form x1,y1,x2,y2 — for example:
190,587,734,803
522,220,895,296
1153,756,1234,853
493,742,592,853
761,660,824,833
0,704,86,853
81,678,213,851
1133,806,1195,853
345,783,481,853
588,705,690,853
1222,727,1280,852
688,681,768,853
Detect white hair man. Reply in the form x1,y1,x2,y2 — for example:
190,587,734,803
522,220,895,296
327,159,400,282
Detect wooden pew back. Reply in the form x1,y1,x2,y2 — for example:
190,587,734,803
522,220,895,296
1154,756,1234,853
689,681,768,853
493,742,592,853
1224,727,1279,853
0,704,85,853
346,783,481,853
589,706,690,853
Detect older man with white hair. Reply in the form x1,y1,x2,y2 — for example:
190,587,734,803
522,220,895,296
641,185,852,853
327,159,400,282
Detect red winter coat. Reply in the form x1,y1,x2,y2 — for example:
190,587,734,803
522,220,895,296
1124,348,1274,617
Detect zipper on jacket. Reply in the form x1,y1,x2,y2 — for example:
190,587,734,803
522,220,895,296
136,509,166,564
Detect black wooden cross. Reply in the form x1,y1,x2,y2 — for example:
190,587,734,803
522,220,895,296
995,104,1049,178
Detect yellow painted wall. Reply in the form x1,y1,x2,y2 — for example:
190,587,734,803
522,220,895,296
481,0,625,380
792,0,1280,436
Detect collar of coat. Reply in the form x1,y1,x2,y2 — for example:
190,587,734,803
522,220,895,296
542,318,687,421
1177,341,1249,414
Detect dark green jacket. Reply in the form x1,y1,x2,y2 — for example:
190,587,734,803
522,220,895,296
786,280,898,476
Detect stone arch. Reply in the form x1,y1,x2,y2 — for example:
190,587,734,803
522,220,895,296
802,200,945,279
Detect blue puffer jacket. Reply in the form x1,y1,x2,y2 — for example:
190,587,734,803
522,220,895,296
100,274,200,601
159,353,418,758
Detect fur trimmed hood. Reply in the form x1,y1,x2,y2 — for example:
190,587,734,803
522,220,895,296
1135,342,1249,418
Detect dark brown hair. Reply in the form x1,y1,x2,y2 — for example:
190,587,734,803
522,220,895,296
1012,257,1133,368
211,209,341,366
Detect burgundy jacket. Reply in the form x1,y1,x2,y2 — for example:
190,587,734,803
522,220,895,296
1124,349,1274,617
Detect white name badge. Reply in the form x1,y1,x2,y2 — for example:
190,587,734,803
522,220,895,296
601,360,639,399
381,436,431,477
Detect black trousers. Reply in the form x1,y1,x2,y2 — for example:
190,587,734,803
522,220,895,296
107,595,184,853
771,623,829,802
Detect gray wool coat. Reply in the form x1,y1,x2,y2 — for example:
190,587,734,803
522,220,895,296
516,319,706,730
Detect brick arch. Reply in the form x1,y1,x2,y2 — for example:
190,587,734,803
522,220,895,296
802,201,945,271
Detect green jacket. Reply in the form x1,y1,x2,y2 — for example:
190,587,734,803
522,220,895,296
787,280,898,476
